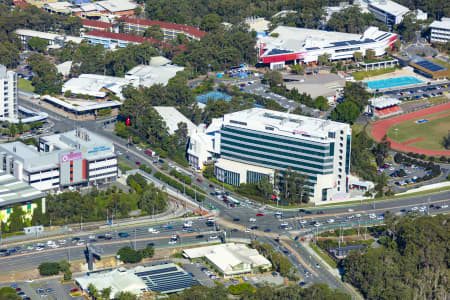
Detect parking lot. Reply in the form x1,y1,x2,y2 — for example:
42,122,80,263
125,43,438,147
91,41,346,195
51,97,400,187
383,81,450,101
1,279,81,300
376,162,435,190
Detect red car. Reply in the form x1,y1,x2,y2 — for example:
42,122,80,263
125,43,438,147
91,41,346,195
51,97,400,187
196,178,203,183
70,288,79,293
135,161,141,165
256,213,264,217
15,288,21,292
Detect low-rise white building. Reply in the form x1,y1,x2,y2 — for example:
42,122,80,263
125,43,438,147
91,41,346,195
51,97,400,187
125,64,184,87
183,243,272,278
62,74,132,99
0,128,117,191
430,18,450,43
153,106,197,136
15,29,84,48
75,263,198,298
367,0,409,26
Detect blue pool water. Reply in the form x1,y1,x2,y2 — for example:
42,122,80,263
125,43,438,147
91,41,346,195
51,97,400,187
364,76,423,90
416,119,429,124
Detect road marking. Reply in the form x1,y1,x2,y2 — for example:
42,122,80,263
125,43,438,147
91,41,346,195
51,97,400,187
0,231,212,261
280,240,317,277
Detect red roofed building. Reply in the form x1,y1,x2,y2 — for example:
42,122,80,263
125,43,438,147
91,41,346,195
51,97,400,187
82,30,169,49
119,17,206,41
82,19,113,31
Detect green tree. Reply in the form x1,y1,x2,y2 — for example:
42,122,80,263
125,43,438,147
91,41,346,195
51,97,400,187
313,96,329,111
330,101,360,124
38,262,60,276
143,24,164,41
200,13,221,31
101,287,112,300
353,51,363,62
87,283,98,300
291,63,305,75
115,291,138,300
64,269,72,281
263,71,283,87
28,37,48,53
0,287,21,300
8,205,25,233
317,53,330,65
365,49,375,60
203,165,214,178
117,246,142,263
134,6,143,17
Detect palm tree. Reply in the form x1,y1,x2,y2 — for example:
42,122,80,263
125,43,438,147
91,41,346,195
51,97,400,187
87,283,98,300
101,287,112,300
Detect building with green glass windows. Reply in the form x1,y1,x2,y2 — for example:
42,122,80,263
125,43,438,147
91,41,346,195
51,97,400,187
213,108,351,204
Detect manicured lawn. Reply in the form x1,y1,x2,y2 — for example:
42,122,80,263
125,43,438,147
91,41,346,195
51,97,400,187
351,67,397,81
386,111,450,150
18,78,34,92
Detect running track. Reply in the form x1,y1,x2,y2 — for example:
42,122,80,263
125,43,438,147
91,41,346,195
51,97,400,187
372,102,450,156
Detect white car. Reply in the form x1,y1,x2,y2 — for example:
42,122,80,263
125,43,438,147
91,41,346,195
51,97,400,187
348,208,354,212
419,206,426,211
368,214,376,219
58,239,66,244
347,215,355,219
135,146,142,151
280,222,288,227
88,235,95,239
355,213,361,218
209,235,218,240
168,240,177,245
299,220,307,224
313,222,321,227
35,247,44,251
244,228,252,233
76,241,85,246
411,206,418,211
148,228,160,234
327,219,335,224
441,204,448,209
249,218,256,222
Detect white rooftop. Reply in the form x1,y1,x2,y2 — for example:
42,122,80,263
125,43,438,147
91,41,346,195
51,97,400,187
368,0,409,17
76,268,146,299
183,243,271,276
430,18,450,30
153,106,197,136
369,96,401,109
96,0,136,12
125,64,184,86
149,56,172,67
15,29,84,44
222,108,350,142
62,74,134,99
57,61,72,77
42,95,122,112
264,26,360,51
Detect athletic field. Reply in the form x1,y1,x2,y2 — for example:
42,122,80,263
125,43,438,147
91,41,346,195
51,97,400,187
372,102,450,156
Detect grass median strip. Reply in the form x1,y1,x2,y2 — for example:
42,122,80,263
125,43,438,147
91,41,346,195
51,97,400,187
309,242,337,268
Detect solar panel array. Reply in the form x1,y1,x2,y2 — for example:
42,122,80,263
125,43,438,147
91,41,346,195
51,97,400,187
414,60,445,72
266,49,293,55
135,266,199,293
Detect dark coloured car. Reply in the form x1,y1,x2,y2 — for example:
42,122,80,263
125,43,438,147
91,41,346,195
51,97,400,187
17,292,25,296
264,228,271,232
118,232,129,238
233,218,240,222
97,235,105,239
231,229,238,233
15,288,22,292
45,288,53,293
71,237,80,241
147,242,155,247
250,226,258,230
196,235,204,239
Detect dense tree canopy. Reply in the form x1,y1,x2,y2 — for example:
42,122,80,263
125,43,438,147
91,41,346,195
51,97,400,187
341,214,449,300
168,282,350,300
327,6,388,33
27,53,62,95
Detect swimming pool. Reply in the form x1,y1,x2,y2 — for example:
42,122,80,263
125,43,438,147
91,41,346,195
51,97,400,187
364,76,423,90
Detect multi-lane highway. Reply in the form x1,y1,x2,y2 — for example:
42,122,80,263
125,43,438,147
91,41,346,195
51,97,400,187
13,94,450,298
